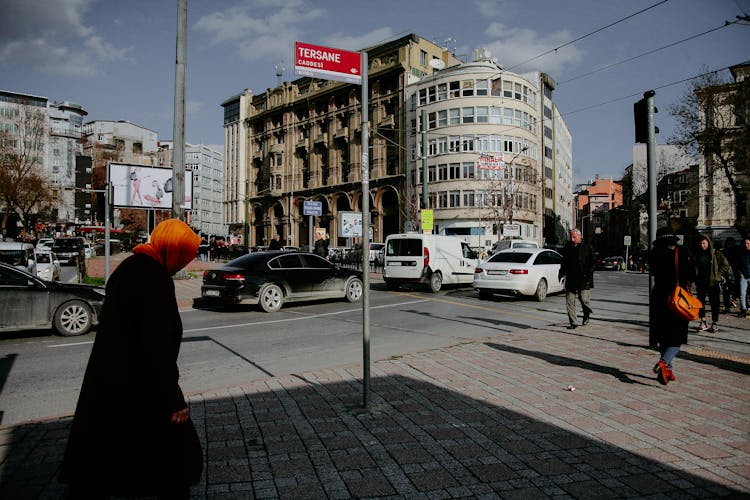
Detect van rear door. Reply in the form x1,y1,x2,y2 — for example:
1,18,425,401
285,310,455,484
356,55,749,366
383,237,424,279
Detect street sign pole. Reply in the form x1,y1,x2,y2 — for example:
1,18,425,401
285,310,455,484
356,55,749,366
361,50,371,408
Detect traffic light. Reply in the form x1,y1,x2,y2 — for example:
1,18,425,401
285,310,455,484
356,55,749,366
633,90,658,144
634,98,648,143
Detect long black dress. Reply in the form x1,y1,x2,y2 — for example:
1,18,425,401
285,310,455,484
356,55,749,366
59,253,203,496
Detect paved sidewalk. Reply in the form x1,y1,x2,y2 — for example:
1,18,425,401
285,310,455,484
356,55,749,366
1,256,749,498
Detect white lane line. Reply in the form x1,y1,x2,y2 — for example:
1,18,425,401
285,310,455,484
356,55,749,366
183,299,428,333
48,299,429,346
49,341,94,348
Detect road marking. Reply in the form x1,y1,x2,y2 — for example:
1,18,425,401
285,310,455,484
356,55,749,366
393,291,554,321
182,299,429,333
49,341,93,348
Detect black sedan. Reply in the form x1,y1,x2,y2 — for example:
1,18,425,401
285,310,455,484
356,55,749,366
200,251,364,312
0,261,105,336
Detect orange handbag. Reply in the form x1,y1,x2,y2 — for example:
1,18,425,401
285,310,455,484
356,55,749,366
666,248,702,321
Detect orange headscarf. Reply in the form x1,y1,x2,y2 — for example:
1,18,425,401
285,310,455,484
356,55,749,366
133,219,201,275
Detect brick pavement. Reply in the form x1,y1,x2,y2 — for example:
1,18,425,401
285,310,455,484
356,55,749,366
1,254,749,498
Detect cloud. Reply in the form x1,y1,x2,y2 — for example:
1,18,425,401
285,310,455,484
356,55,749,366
322,28,397,52
195,0,325,62
483,22,585,77
0,0,131,78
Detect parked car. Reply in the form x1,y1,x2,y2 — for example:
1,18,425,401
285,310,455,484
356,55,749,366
52,236,86,266
84,240,96,258
0,241,38,275
35,249,61,281
383,233,477,293
597,256,625,271
473,248,565,302
35,238,54,251
0,261,105,336
200,251,364,312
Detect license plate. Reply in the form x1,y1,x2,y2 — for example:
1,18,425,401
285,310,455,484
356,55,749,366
388,261,402,266
487,270,507,275
204,290,220,297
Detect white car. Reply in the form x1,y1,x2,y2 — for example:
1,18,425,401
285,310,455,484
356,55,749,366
35,249,62,281
36,238,54,251
84,241,95,258
473,248,565,302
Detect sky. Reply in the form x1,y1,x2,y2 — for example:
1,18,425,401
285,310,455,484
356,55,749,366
1,0,748,186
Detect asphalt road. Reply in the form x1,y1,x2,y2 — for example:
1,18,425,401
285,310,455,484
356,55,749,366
0,270,660,427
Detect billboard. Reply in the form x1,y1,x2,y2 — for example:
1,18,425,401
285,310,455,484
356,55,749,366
110,163,192,209
338,211,363,237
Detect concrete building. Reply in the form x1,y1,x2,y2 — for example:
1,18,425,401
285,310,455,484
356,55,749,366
405,56,572,251
49,101,88,223
221,34,460,248
159,141,225,237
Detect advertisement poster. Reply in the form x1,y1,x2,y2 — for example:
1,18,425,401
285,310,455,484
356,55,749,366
338,211,363,238
110,162,193,209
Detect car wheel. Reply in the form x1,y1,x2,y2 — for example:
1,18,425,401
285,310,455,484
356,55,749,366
259,283,284,312
384,279,399,291
428,271,443,293
54,300,93,336
345,277,364,302
478,289,492,300
534,279,548,302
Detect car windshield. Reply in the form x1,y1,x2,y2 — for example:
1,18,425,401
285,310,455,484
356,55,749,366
0,251,26,265
36,253,52,264
53,240,79,250
488,252,531,264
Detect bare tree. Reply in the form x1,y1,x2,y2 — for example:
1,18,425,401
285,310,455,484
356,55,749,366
669,67,750,230
0,105,59,237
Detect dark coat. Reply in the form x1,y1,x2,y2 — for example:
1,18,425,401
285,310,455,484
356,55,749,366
559,240,595,291
59,254,203,496
649,240,695,347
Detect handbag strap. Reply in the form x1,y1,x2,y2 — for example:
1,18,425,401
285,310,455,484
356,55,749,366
674,246,680,282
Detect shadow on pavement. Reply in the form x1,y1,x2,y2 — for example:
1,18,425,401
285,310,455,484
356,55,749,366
0,374,745,498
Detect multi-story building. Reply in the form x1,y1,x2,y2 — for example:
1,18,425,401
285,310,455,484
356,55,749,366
405,56,571,251
574,177,625,257
49,101,88,222
159,141,225,237
221,34,460,248
695,62,749,239
657,165,699,226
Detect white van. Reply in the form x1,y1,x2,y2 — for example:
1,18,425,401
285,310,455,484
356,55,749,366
0,241,38,275
383,233,477,293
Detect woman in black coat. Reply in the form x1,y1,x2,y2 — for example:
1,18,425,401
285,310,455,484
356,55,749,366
59,219,203,498
649,233,695,385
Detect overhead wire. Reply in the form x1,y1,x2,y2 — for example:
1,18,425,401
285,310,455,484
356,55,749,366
506,0,670,72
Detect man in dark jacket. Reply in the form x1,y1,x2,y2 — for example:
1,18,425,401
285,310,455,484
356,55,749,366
268,233,283,250
559,228,596,329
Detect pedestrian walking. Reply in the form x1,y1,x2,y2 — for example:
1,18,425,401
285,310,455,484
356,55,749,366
314,231,329,258
648,231,695,385
736,235,750,318
59,219,204,499
720,237,740,313
268,233,283,250
559,228,596,329
694,233,730,333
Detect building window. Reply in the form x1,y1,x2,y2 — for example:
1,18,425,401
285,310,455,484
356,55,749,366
476,106,488,123
438,110,447,127
490,107,501,124
449,163,461,179
438,163,448,180
439,191,448,208
449,108,460,125
462,162,475,179
462,107,474,124
476,80,488,96
449,81,460,98
449,190,460,207
449,135,460,152
428,112,436,129
420,50,427,65
437,83,447,101
437,137,447,154
462,80,474,97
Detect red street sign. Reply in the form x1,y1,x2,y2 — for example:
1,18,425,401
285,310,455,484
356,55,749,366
294,41,362,85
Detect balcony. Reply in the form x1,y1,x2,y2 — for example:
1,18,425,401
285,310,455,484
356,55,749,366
333,127,348,139
378,114,395,128
269,143,284,154
313,133,328,144
296,138,309,150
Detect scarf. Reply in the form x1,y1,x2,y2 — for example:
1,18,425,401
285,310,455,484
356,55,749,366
133,219,201,275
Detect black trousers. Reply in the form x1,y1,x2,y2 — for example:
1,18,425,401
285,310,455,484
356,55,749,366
696,283,721,323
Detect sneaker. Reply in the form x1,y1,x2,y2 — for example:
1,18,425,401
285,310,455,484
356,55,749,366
566,324,578,330
709,323,719,333
740,310,748,318
697,321,709,332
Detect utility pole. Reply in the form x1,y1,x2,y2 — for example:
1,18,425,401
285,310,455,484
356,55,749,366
172,0,187,221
